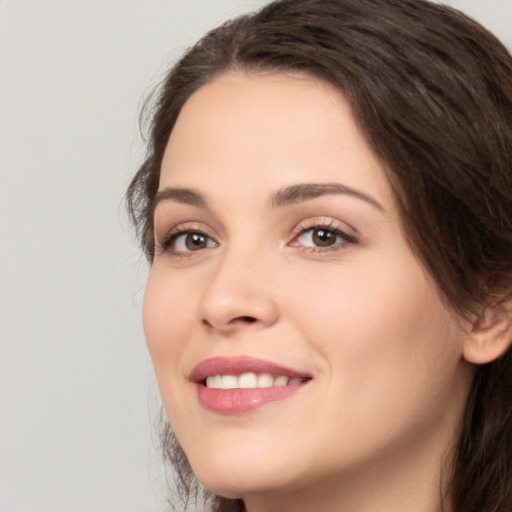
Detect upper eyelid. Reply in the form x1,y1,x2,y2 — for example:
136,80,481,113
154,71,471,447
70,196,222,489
288,216,360,248
156,221,212,239
155,216,358,248
291,217,356,237
154,223,217,253
163,228,209,244
293,226,357,245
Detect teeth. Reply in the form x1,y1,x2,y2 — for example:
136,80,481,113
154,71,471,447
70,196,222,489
257,373,274,388
274,375,289,387
204,372,306,389
238,372,258,388
221,375,238,389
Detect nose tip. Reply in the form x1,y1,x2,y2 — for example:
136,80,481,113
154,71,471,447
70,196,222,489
201,299,279,333
199,262,280,334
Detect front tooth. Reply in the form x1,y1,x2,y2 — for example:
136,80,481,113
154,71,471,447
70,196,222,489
257,373,274,388
206,374,302,389
238,372,258,388
221,375,238,389
274,376,288,387
206,375,222,388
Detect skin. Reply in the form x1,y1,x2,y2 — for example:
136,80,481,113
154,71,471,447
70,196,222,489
143,71,475,512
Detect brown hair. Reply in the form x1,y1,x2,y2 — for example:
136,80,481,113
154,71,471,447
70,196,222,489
126,1,512,510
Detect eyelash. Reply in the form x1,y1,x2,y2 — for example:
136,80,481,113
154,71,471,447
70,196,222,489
156,221,357,257
157,226,217,257
290,221,357,252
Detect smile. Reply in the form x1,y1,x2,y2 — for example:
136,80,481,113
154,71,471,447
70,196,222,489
205,373,306,389
190,357,311,414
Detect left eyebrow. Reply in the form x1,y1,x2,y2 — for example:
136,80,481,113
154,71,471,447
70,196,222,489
269,183,385,211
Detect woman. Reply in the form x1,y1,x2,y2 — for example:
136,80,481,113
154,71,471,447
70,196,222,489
126,0,512,510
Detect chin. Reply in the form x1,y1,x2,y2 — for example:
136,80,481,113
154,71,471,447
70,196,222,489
196,471,287,502
188,446,302,499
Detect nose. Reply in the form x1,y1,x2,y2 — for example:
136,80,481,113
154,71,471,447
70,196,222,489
199,248,280,334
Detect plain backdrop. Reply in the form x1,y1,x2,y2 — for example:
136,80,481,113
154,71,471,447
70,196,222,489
1,1,511,511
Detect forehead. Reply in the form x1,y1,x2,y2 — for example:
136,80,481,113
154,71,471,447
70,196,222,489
159,70,393,209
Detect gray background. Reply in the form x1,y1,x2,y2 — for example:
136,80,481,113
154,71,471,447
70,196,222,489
1,1,511,511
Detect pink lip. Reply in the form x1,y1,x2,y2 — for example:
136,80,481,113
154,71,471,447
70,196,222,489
190,356,311,415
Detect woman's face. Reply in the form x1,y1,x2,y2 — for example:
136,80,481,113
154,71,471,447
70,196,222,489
144,71,473,506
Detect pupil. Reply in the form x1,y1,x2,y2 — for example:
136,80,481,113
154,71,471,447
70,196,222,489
186,233,206,250
313,229,336,247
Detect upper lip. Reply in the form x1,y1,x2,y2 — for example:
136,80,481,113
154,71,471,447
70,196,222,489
189,356,311,383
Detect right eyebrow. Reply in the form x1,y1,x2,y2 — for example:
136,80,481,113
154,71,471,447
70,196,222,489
152,187,207,213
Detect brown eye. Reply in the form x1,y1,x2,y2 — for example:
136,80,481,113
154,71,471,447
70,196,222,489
297,227,344,248
291,224,358,251
312,228,338,247
184,232,208,250
167,231,217,253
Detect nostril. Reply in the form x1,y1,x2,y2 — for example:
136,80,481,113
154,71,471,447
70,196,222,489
201,316,257,329
239,316,257,323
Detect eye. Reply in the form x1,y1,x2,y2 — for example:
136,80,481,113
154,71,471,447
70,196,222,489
160,229,217,255
298,227,341,247
291,224,357,251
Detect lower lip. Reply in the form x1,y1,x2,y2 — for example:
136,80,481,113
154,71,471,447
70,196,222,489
196,384,303,414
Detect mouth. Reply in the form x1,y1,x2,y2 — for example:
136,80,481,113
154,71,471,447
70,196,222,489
204,373,309,389
190,356,312,414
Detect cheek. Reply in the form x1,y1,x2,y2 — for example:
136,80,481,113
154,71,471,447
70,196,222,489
291,252,463,394
143,268,201,425
302,247,453,343
284,258,467,460
142,268,195,371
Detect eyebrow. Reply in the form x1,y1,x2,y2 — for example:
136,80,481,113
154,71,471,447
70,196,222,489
152,187,207,211
152,182,384,213
269,183,384,211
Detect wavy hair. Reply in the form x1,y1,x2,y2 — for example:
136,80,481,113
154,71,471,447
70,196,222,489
126,1,512,510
